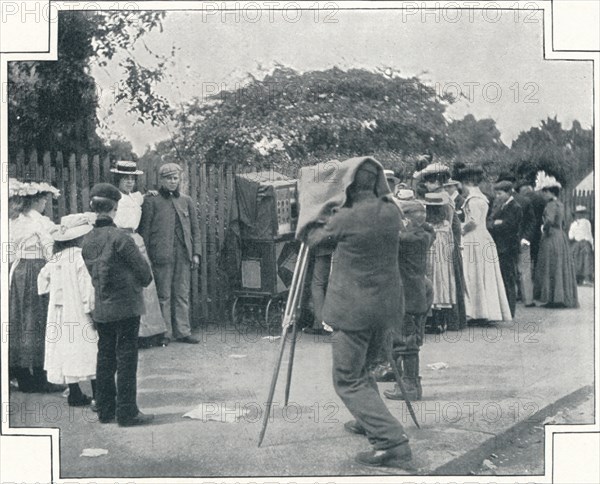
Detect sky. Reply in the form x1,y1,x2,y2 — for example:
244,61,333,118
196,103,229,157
92,8,594,155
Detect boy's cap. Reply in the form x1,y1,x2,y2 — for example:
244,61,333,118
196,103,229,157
53,212,97,241
575,205,588,213
159,163,183,177
90,183,122,203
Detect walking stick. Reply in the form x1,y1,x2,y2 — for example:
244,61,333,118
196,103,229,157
258,243,310,447
385,336,421,429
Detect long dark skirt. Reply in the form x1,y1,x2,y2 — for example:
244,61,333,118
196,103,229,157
534,229,578,307
571,240,594,282
9,259,48,368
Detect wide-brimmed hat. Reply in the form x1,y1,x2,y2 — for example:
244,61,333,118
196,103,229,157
8,178,60,199
493,180,514,192
413,162,450,181
443,179,460,187
575,205,589,213
110,160,143,176
535,171,562,191
53,212,97,241
424,193,447,206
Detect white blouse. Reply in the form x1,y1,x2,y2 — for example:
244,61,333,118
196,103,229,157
113,191,144,230
9,210,57,262
569,218,594,245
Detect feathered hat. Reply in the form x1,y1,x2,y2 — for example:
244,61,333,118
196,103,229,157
534,171,562,191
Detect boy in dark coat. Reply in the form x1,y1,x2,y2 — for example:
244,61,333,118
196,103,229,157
305,159,412,469
384,199,435,402
82,183,154,426
138,163,202,345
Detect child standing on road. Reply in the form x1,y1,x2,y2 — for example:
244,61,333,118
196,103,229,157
384,198,435,402
82,183,154,426
38,213,98,407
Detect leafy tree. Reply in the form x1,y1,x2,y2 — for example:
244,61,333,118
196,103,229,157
8,11,167,156
158,66,456,174
510,117,593,187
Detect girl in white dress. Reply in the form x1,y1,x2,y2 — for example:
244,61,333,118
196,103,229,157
38,213,97,406
111,161,167,347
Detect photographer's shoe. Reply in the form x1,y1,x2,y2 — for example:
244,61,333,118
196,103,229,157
355,441,413,469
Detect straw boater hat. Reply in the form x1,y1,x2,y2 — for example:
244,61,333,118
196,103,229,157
395,188,415,201
424,193,447,206
575,205,589,213
53,212,97,242
110,160,144,175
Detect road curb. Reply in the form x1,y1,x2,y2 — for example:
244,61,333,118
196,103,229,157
432,385,594,475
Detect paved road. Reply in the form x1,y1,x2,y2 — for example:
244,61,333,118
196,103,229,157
7,286,595,478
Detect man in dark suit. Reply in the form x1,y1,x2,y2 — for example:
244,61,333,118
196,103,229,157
306,160,412,469
138,163,202,345
513,181,537,307
489,181,523,317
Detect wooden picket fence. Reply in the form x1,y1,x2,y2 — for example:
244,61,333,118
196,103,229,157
8,149,237,324
562,188,595,230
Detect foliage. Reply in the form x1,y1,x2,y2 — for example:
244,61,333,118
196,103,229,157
510,117,594,187
158,67,456,174
8,11,166,156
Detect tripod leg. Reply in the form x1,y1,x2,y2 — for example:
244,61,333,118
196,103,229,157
283,318,298,406
283,244,310,406
258,243,310,447
258,324,288,447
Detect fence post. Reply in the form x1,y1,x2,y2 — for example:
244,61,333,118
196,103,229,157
81,154,90,211
56,152,66,219
92,154,100,187
43,152,54,221
199,163,209,321
69,154,78,214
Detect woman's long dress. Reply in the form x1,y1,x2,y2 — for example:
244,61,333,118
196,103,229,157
38,248,98,384
114,191,167,337
535,200,579,306
427,220,457,309
9,210,57,369
461,187,512,321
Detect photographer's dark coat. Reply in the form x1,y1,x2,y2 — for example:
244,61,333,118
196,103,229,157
306,192,404,331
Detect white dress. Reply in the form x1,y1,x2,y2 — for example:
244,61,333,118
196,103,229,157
38,248,97,384
114,191,167,338
461,187,512,321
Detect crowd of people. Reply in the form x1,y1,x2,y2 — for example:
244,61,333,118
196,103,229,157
304,159,590,403
299,157,591,469
6,155,593,465
7,160,201,426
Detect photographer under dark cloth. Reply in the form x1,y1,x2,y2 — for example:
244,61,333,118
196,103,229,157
304,159,412,470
